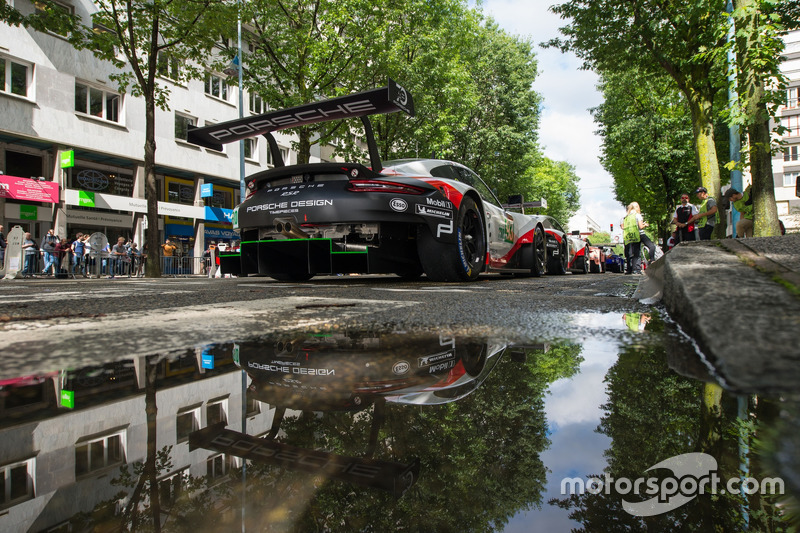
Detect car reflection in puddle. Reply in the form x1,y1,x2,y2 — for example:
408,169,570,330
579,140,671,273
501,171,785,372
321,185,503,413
0,315,796,532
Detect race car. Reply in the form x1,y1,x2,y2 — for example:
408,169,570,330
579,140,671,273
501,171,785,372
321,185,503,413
585,244,606,273
566,235,589,274
188,80,576,282
236,332,505,411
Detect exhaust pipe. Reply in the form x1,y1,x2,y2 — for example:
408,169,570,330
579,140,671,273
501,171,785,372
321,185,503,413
276,221,310,239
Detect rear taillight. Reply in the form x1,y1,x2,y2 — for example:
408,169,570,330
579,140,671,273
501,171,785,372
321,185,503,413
245,179,256,200
347,180,425,195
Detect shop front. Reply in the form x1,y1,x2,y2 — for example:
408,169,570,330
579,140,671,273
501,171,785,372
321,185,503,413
1,173,60,239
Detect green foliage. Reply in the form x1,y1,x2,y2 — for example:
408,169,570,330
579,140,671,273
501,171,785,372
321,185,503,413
592,69,699,240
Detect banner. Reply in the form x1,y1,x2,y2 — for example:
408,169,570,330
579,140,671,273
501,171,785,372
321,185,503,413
0,175,60,203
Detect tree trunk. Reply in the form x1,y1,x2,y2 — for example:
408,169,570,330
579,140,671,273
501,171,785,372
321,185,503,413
749,112,781,236
144,95,162,278
686,91,725,239
297,128,311,165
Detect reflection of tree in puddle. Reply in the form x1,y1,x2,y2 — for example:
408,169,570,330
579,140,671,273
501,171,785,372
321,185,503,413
234,335,584,532
42,333,585,532
551,330,793,531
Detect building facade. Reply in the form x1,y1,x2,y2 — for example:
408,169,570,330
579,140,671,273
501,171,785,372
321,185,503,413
776,29,800,232
0,0,306,258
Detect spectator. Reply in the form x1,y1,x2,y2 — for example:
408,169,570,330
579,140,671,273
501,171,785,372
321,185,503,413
688,186,718,240
724,186,754,238
71,233,85,276
161,239,177,275
622,202,643,275
55,238,72,276
22,232,38,277
40,228,59,276
0,224,6,268
671,193,699,244
110,237,129,278
128,242,143,277
667,231,677,250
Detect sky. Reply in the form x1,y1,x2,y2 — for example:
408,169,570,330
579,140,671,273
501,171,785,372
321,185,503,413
476,0,626,238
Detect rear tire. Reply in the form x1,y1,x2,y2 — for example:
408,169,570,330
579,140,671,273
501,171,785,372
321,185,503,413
579,255,589,274
530,225,546,277
547,238,568,275
418,196,485,282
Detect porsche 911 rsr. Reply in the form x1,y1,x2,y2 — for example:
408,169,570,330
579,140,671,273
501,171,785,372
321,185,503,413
236,332,504,411
188,80,577,282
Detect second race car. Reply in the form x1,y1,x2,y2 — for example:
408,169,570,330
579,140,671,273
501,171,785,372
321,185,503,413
188,81,578,282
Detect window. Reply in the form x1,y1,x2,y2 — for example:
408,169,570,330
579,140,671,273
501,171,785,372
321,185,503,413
175,113,196,141
75,82,120,123
782,115,800,137
787,87,799,110
1,458,35,507
244,138,257,161
35,0,73,37
784,145,799,162
159,468,188,507
249,92,266,114
157,53,181,82
207,398,228,427
784,171,799,188
204,73,229,101
267,146,288,167
167,179,195,205
246,398,261,418
206,454,236,481
176,407,200,442
75,431,125,476
1,57,30,97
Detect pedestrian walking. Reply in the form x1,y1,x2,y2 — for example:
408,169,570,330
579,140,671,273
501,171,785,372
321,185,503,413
671,193,699,244
110,237,129,278
688,186,718,240
55,238,72,277
40,228,59,275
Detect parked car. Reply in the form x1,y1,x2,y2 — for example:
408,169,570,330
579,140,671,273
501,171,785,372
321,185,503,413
603,247,625,273
189,81,577,282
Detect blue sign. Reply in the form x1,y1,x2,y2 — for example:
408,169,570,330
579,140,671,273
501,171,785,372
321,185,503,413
201,353,215,369
205,206,234,223
201,184,214,198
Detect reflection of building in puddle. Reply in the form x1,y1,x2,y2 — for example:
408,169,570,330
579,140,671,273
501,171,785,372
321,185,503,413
0,331,571,532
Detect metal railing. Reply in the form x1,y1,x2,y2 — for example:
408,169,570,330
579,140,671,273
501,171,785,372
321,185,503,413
11,252,214,278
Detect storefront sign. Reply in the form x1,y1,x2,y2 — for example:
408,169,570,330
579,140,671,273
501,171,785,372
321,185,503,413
201,183,214,198
20,205,38,220
66,189,147,212
0,175,60,203
204,227,238,240
4,204,48,222
66,207,132,227
204,206,234,223
71,167,134,197
60,390,75,409
60,150,75,168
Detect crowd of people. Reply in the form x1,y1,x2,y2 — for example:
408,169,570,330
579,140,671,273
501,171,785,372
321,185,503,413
623,184,756,275
14,231,147,278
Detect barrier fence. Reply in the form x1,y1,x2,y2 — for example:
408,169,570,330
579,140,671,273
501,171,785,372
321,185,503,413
9,252,213,278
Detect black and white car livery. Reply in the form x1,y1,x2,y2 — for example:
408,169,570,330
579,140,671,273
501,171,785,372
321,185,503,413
188,80,579,282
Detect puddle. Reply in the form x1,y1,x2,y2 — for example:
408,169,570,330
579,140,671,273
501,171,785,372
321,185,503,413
0,313,795,531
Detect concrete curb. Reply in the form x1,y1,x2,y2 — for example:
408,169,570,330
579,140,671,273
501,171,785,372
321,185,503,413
659,237,800,395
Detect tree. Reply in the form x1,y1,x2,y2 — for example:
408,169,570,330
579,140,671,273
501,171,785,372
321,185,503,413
68,0,235,277
592,69,700,242
523,158,581,227
727,0,786,236
237,0,389,164
548,0,730,236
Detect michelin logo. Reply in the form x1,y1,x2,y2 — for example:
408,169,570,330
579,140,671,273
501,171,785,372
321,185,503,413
416,204,452,220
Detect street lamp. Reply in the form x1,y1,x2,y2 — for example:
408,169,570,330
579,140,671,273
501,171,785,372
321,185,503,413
223,0,246,205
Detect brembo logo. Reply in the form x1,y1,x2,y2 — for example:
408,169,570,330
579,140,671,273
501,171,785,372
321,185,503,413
208,100,377,141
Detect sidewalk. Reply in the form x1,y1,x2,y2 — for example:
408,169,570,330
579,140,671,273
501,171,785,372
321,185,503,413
639,234,800,396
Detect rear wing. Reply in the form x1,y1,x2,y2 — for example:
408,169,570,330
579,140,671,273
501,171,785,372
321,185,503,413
187,79,414,171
